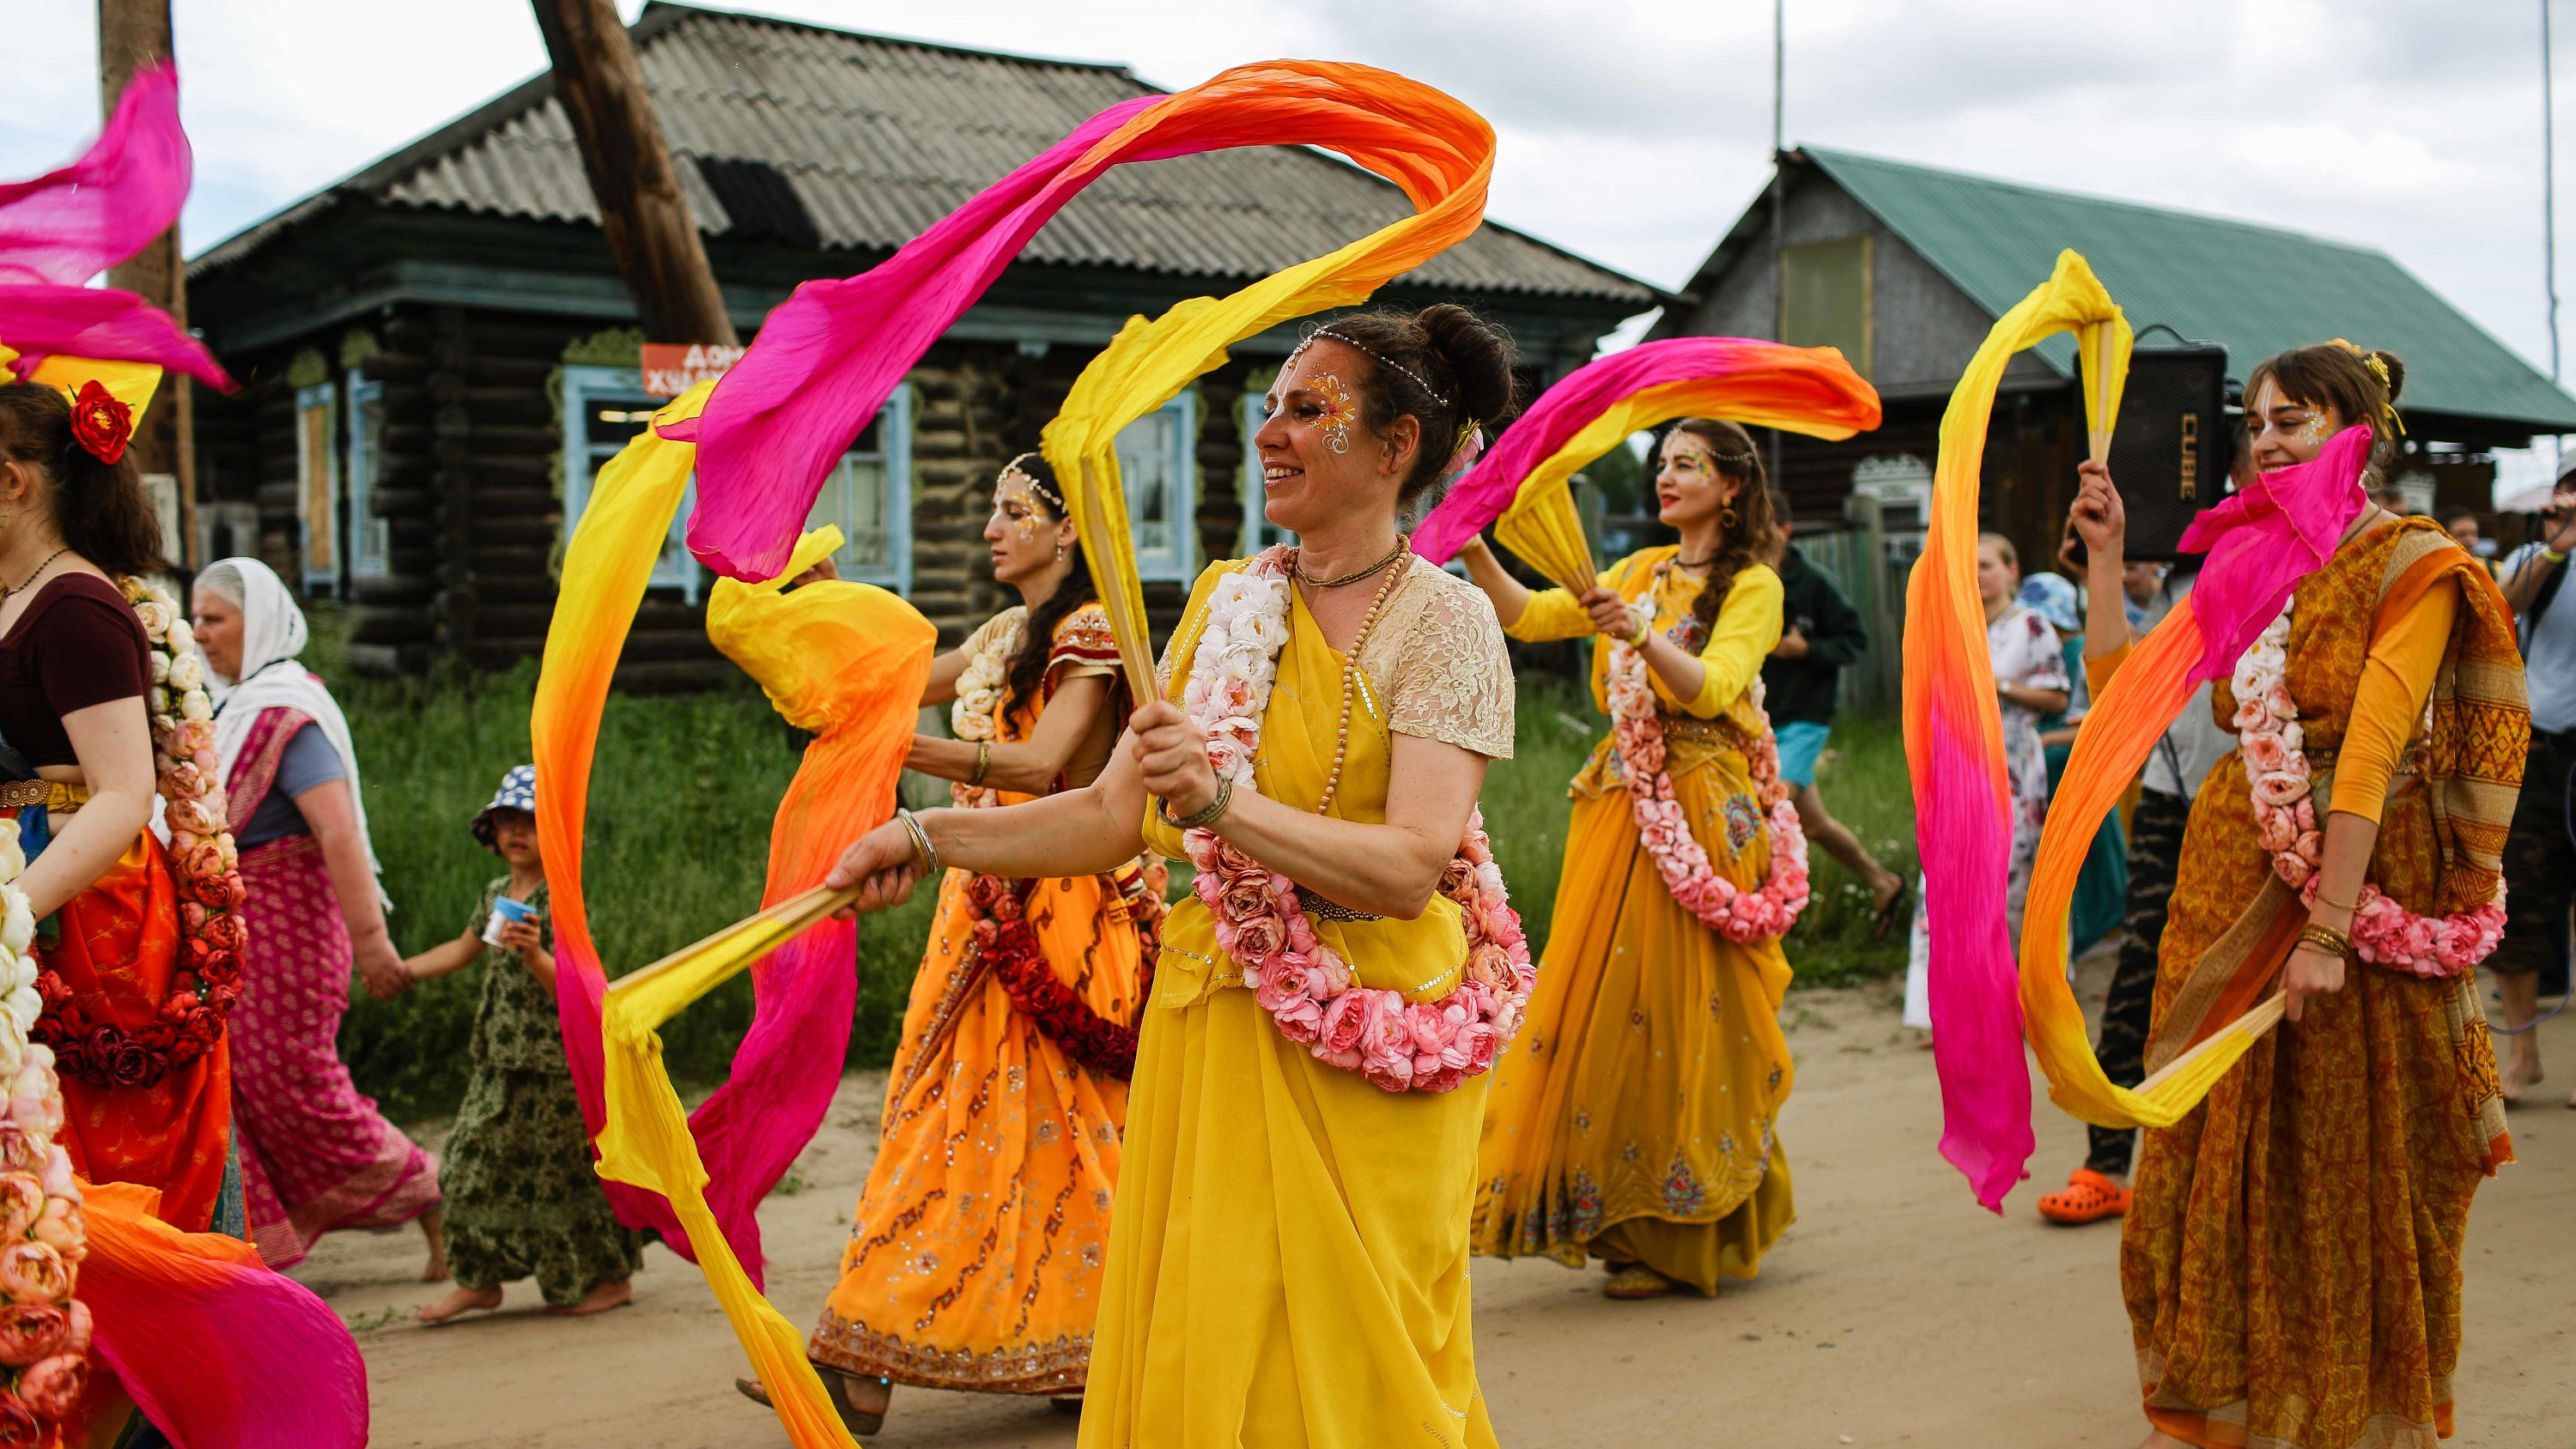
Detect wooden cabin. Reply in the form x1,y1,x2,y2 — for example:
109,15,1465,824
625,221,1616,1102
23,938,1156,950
187,3,1656,684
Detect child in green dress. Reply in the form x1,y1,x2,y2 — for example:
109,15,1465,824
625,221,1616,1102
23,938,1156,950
411,766,642,1323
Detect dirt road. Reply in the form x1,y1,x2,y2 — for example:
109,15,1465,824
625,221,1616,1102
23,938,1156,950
314,964,2575,1448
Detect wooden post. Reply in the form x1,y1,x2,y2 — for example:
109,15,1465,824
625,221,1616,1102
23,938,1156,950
99,0,197,568
529,0,738,347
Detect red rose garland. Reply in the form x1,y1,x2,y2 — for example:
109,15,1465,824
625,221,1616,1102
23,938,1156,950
960,864,1165,1081
32,578,248,1091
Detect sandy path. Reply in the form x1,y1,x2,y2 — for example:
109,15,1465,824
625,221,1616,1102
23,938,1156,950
314,960,2576,1448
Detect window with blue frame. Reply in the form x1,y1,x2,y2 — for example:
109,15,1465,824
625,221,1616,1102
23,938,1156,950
1116,391,1197,580
803,387,913,591
558,367,914,600
1236,385,1295,555
343,374,390,580
293,382,338,595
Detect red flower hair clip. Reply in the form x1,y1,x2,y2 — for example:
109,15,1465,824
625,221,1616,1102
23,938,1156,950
70,381,133,465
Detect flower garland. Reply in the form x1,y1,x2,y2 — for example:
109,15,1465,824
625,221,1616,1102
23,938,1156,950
2232,601,2505,978
947,609,1024,809
1603,561,1811,941
948,603,1163,1077
1179,549,1534,1094
33,578,248,1090
0,820,95,1440
965,864,1165,1081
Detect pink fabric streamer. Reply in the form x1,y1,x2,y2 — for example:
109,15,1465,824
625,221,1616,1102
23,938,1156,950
2172,424,2372,685
0,61,233,390
0,64,191,286
1413,336,1867,564
82,1182,369,1449
677,95,1163,578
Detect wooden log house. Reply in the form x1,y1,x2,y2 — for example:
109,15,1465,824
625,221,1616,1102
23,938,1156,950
187,3,1657,685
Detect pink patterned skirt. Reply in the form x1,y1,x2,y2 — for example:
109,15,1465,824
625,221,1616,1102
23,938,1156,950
232,834,440,1268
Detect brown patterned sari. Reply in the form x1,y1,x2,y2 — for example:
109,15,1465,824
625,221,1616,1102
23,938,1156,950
2120,518,2527,1449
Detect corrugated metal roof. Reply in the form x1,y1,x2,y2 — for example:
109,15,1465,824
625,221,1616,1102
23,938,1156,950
1799,146,2576,429
197,3,1652,303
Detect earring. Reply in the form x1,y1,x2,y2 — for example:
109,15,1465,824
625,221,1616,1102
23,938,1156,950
1720,505,1739,531
1054,541,1066,563
0,510,12,532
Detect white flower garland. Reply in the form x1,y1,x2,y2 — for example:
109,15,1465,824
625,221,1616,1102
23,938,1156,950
2233,601,2505,977
947,609,1024,809
0,820,93,1433
1178,549,1534,1094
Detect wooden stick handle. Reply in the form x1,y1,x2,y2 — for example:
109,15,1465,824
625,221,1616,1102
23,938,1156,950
1075,456,1162,710
2086,324,2116,466
607,880,865,995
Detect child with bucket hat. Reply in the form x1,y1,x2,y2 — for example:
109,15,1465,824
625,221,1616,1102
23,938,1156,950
405,766,642,1323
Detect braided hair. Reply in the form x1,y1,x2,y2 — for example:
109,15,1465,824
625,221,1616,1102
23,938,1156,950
1294,304,1522,512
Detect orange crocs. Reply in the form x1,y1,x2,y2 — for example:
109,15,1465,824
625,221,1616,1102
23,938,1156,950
2036,1167,2130,1225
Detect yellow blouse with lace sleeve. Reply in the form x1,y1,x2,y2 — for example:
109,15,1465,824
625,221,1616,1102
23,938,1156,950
1504,547,1784,720
2081,578,2458,828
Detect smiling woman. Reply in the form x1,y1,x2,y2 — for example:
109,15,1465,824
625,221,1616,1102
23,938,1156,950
828,302,1530,1448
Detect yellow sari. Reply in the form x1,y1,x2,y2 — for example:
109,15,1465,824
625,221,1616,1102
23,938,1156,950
1473,547,1796,1292
1079,557,1516,1449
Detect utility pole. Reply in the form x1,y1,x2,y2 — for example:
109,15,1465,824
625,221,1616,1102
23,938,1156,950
1769,0,1787,485
2548,0,2565,475
98,0,197,568
529,0,738,346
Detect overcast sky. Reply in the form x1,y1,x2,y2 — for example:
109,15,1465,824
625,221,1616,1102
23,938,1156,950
6,0,2570,494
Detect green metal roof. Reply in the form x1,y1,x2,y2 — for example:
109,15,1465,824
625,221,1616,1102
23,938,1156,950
1800,146,2576,432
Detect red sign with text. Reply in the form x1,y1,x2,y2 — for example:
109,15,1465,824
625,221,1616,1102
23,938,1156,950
641,343,745,397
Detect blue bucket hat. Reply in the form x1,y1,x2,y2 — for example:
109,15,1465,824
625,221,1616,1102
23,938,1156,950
2018,572,2081,633
471,764,537,849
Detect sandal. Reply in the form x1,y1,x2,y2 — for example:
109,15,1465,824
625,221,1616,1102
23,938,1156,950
1603,1264,1676,1300
1871,878,1914,941
2036,1167,2130,1225
736,1367,891,1436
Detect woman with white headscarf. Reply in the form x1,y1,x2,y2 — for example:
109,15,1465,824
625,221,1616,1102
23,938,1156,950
192,557,444,1276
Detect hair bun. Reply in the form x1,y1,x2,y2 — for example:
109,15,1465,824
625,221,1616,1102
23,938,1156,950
1413,303,1519,427
2368,349,2406,405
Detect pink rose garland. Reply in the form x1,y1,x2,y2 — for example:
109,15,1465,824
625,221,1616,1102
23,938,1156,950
2232,602,2505,977
1602,566,1811,942
1178,549,1534,1094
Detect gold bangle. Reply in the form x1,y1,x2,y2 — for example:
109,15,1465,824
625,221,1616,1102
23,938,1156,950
2295,922,2352,957
2311,893,2357,914
1625,620,1653,649
967,740,992,787
1161,775,1235,831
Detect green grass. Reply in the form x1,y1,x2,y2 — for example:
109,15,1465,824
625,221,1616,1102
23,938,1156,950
318,607,1914,1120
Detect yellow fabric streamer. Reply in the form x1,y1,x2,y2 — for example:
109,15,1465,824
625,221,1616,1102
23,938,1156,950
3,349,165,421
1040,75,1493,697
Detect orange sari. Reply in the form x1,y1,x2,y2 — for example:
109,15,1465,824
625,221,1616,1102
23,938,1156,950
2121,519,2523,1449
41,831,229,1233
809,603,1149,1393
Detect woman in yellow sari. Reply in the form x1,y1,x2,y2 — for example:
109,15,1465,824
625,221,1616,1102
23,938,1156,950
2071,343,2523,1449
1461,419,1799,1299
748,455,1154,1434
828,305,1523,1447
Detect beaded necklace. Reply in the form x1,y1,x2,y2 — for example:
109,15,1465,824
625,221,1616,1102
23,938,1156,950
1288,537,1409,815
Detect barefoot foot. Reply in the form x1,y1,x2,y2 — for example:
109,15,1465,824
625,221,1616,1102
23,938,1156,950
416,1286,503,1325
549,1280,634,1317
419,1207,450,1282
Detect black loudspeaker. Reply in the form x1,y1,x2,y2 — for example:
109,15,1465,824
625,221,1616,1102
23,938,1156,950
2102,344,2230,561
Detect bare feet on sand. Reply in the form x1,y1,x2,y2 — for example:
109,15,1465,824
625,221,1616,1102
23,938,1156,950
419,1206,450,1282
416,1286,502,1325
548,1280,634,1317
2500,1048,2543,1107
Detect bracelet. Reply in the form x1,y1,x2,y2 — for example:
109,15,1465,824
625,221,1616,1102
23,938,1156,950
2311,893,2357,914
1160,775,1235,831
2547,548,2569,564
894,808,941,878
1625,620,1653,649
967,740,992,788
2295,922,2353,957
